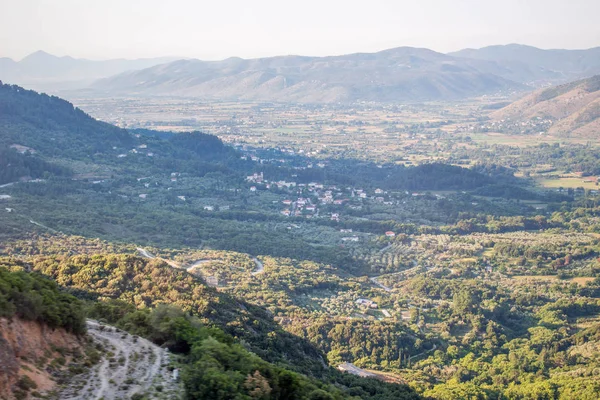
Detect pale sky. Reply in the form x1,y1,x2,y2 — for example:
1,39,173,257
1,0,599,61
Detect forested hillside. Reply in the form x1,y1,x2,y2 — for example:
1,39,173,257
0,83,521,270
0,82,514,191
0,82,133,156
2,256,421,400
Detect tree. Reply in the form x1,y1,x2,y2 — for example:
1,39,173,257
453,288,478,316
244,371,272,399
307,389,335,400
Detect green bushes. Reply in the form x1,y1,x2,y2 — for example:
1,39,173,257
0,268,86,334
88,302,420,400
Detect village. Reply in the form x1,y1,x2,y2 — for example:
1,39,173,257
245,170,428,239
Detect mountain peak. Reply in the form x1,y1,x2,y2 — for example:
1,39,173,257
21,50,58,62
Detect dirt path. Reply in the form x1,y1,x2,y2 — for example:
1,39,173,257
136,247,156,259
378,243,393,254
409,343,438,361
338,362,377,378
59,320,182,400
251,257,264,275
187,257,263,276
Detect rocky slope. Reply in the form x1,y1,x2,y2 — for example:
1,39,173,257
0,317,84,399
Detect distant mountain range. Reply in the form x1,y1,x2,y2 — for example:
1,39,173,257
0,51,179,91
491,74,600,137
450,44,600,85
91,44,600,103
91,47,524,102
2,44,600,103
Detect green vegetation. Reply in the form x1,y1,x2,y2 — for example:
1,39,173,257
0,146,69,185
0,267,86,334
3,83,600,399
87,302,419,400
0,82,132,167
10,253,328,374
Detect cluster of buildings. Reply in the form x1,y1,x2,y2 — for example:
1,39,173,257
247,171,434,227
355,298,378,309
117,143,155,158
246,172,297,190
280,197,318,217
470,117,554,135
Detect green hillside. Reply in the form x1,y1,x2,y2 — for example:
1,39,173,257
0,267,86,334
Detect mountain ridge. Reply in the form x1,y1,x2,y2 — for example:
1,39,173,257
450,44,600,85
5,44,600,101
91,46,524,103
90,44,600,103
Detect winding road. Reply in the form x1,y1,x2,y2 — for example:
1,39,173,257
369,276,392,292
136,247,181,268
136,247,155,259
137,248,265,277
187,259,212,271
338,362,377,378
370,264,421,292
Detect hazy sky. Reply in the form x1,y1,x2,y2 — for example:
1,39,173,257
1,0,599,60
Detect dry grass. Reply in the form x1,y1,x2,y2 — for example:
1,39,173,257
570,277,596,285
536,177,598,190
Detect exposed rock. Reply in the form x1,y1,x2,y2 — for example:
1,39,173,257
0,318,83,399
